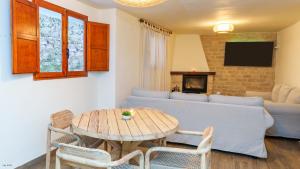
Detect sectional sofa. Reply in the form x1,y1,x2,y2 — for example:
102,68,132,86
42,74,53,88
121,89,274,158
246,84,300,139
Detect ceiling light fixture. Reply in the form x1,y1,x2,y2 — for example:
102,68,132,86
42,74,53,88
114,0,167,8
213,23,234,33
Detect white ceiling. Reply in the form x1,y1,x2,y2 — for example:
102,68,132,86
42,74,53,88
79,0,300,34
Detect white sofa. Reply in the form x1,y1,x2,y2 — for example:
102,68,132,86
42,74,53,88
246,84,300,139
121,89,274,158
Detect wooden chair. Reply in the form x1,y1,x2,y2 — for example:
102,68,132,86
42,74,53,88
145,127,214,169
46,110,103,169
56,143,144,169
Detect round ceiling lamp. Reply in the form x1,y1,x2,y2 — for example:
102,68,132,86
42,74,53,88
114,0,167,8
213,23,234,33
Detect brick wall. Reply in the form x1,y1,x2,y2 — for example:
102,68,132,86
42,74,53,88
201,33,277,96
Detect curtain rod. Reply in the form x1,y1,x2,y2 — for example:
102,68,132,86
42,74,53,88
139,18,173,35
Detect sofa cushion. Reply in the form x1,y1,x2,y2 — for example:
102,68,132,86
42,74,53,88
245,91,272,100
209,95,264,106
278,85,294,103
132,88,170,99
170,92,208,102
271,84,282,102
286,88,300,104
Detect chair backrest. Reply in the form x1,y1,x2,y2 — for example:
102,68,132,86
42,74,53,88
50,110,73,129
57,143,111,168
197,127,214,169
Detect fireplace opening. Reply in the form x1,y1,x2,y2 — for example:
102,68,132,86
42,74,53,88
182,75,208,93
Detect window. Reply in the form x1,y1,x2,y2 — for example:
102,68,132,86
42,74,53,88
39,7,63,73
66,11,88,77
34,1,87,79
68,17,84,71
12,0,109,78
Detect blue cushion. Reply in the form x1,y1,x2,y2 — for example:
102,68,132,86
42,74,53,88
132,88,170,99
170,92,208,102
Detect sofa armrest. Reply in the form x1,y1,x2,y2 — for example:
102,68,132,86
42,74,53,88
264,102,300,115
263,109,274,129
245,91,272,100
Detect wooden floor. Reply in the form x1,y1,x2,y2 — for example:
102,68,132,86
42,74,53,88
22,137,300,169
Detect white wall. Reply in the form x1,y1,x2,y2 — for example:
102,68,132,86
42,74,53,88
115,10,141,106
0,1,140,168
171,34,209,72
276,21,300,87
97,8,118,108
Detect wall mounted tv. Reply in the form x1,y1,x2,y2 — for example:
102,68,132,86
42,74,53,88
224,42,274,67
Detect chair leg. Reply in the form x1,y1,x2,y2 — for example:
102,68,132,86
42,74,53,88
46,150,51,169
201,154,207,169
46,129,51,169
79,136,86,147
161,138,167,147
164,139,167,147
55,156,61,169
145,151,151,169
139,153,144,169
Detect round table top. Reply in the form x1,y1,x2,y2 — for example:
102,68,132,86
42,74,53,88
72,108,179,142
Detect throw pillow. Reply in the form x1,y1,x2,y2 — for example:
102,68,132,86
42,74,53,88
278,85,294,103
271,84,282,102
286,88,300,104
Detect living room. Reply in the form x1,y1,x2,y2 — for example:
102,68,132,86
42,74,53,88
0,0,299,169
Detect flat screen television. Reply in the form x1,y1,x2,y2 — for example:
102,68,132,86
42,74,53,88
224,42,274,67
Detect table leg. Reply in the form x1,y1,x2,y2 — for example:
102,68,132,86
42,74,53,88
121,141,142,165
107,141,142,163
104,141,108,151
121,141,142,157
107,141,122,160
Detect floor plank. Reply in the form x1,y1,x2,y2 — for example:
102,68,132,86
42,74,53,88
20,137,300,169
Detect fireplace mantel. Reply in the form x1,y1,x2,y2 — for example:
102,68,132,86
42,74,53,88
170,71,216,76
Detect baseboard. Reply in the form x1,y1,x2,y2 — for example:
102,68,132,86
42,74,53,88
15,150,55,169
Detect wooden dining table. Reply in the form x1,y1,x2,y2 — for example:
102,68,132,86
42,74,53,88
72,108,179,157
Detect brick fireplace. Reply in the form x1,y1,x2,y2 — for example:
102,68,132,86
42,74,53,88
171,71,216,94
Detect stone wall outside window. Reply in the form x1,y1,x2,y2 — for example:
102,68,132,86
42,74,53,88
40,13,62,72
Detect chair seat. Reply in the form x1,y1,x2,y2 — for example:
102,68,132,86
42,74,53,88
112,164,140,169
52,135,78,147
150,152,202,169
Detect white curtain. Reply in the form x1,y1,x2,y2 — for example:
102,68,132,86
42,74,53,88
140,24,169,90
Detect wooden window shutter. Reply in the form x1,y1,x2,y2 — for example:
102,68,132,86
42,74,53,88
87,22,109,71
11,0,38,74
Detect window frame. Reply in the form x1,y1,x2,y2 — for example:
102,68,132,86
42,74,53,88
66,10,88,78
34,0,88,80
